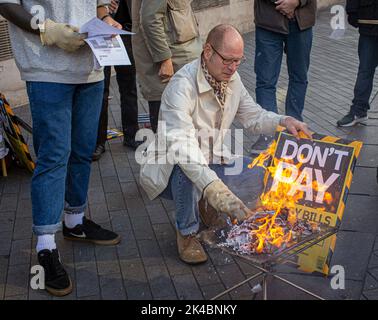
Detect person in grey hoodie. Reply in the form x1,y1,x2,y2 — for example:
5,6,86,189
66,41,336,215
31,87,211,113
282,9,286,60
0,0,121,296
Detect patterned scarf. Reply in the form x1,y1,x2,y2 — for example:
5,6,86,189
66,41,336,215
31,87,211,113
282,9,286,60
201,57,228,106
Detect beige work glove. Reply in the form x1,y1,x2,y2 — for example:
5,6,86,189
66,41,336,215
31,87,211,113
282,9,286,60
203,180,251,222
39,19,86,53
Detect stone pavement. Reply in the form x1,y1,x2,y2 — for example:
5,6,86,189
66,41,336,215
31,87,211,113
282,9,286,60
1,7,378,300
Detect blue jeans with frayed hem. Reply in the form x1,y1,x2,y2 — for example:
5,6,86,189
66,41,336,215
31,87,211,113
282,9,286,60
26,81,104,236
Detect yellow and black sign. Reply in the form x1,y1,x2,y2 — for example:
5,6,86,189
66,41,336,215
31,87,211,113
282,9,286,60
0,93,35,173
264,128,362,275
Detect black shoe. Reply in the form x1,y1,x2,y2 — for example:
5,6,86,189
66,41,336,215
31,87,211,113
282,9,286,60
250,135,273,155
63,217,121,245
37,249,73,297
92,144,105,161
123,135,143,150
337,112,368,127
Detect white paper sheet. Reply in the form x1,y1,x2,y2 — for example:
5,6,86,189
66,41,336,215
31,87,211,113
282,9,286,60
85,35,131,66
80,18,133,67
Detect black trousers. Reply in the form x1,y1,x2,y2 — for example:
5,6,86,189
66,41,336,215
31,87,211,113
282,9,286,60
148,101,161,133
96,35,139,146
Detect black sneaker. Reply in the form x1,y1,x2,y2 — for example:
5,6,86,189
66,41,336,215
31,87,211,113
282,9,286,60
337,112,368,127
37,249,73,297
123,135,143,150
63,217,121,245
250,135,273,155
92,144,105,161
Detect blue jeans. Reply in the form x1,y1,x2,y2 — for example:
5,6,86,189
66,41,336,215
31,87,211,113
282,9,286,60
160,157,266,235
26,81,104,235
351,34,378,116
255,21,313,121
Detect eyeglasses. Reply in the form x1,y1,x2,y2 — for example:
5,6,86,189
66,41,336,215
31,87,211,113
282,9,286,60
210,44,246,66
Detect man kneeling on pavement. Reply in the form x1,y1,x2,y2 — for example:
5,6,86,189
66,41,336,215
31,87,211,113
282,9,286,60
139,24,311,265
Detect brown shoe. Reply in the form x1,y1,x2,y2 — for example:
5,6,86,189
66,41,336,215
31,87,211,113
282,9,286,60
176,231,207,265
198,198,228,228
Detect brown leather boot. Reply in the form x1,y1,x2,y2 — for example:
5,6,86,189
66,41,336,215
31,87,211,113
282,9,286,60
176,231,207,264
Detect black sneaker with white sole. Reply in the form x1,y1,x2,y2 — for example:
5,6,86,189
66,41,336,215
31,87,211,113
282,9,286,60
63,217,121,245
37,249,73,297
337,112,368,127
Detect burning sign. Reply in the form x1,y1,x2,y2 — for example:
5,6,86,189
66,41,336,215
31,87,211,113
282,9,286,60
222,128,362,260
251,129,363,227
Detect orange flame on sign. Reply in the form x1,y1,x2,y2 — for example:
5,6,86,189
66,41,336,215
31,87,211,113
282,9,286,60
247,137,333,254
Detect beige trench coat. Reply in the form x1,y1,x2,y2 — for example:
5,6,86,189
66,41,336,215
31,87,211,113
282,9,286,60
139,58,285,200
131,0,202,101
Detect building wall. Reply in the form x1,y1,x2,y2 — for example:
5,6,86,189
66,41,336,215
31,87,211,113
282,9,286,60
1,0,344,107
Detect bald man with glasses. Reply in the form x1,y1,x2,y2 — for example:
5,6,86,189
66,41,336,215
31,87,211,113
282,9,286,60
139,24,311,265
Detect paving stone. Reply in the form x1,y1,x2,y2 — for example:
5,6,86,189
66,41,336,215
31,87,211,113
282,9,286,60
5,264,30,298
341,195,378,233
0,256,8,299
263,273,363,300
215,264,254,299
146,204,170,225
363,289,378,300
13,217,32,240
2,179,21,195
152,223,176,240
357,145,378,168
120,258,148,287
200,283,230,300
102,176,122,194
99,273,126,300
88,203,109,224
145,265,177,299
207,247,235,266
192,262,222,288
0,194,18,212
368,252,378,268
75,261,100,298
125,283,153,300
363,272,378,291
138,239,165,266
15,198,32,218
9,239,31,266
88,187,106,205
350,167,378,196
368,267,378,283
330,231,375,281
172,273,203,300
105,192,126,211
109,210,132,232
121,182,140,199
95,246,121,275
126,197,149,217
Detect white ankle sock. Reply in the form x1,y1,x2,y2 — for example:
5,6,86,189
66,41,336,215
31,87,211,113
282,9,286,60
64,212,84,229
36,234,56,253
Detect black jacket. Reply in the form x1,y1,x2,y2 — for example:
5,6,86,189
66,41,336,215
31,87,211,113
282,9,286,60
347,0,378,36
114,0,132,31
254,0,317,35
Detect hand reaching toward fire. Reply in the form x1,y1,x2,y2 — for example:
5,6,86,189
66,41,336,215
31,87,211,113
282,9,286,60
281,116,312,139
203,180,252,222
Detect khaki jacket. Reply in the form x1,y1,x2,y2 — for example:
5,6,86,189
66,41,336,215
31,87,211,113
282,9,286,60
131,0,202,101
139,58,285,200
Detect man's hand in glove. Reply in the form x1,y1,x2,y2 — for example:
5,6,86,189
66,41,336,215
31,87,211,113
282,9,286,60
203,180,252,222
39,19,86,53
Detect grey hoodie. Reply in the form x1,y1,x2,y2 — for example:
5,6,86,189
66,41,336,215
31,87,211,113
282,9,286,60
0,0,110,83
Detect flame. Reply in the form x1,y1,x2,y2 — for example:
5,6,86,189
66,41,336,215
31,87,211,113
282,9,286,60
247,136,333,254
